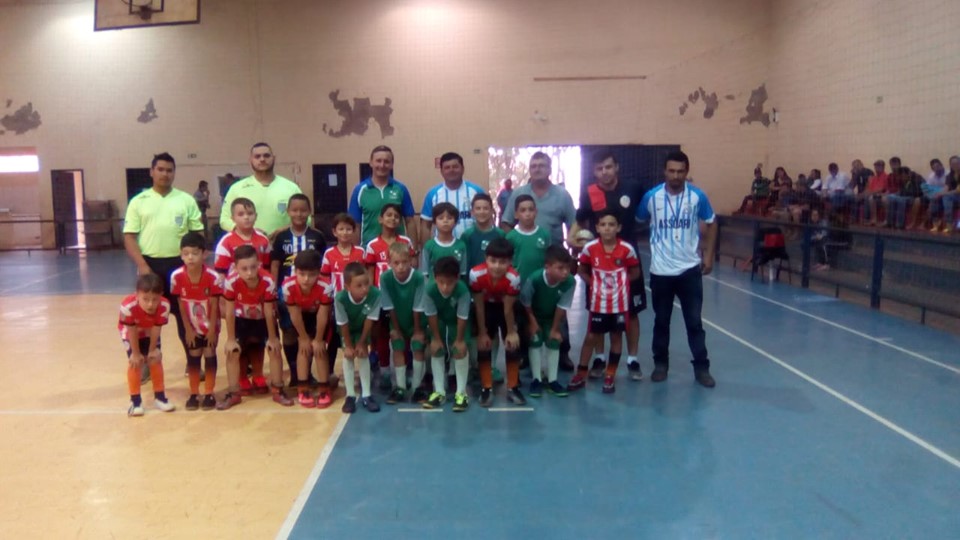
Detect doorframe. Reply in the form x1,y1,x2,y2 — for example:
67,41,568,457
50,168,86,248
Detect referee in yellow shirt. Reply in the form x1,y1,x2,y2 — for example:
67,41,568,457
219,142,303,235
124,152,204,375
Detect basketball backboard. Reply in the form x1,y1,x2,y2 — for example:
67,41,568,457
94,0,200,31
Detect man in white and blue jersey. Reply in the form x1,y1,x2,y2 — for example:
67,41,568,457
636,150,718,388
419,152,486,244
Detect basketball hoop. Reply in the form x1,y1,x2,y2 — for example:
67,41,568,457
121,0,165,20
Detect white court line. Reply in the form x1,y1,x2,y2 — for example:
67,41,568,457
0,408,341,416
0,267,80,295
488,407,535,412
396,408,443,413
705,275,960,376
276,413,350,540
702,315,960,470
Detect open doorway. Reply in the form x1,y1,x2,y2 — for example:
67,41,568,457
488,146,582,215
51,169,85,249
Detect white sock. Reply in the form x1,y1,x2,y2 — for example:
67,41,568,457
358,357,371,398
627,355,638,366
454,356,469,395
395,364,407,390
412,359,425,389
431,355,446,395
546,348,560,382
343,357,356,398
529,346,543,383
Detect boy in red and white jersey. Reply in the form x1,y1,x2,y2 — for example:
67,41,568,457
119,274,175,417
281,249,336,409
570,210,639,394
213,198,271,274
169,232,223,411
469,237,524,408
321,213,366,292
217,245,293,409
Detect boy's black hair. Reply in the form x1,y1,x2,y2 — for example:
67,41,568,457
234,244,258,262
231,197,256,213
332,213,356,229
433,256,461,279
514,194,535,211
288,193,311,208
293,249,322,271
380,203,403,217
136,273,164,294
343,262,368,285
484,237,514,259
431,202,459,223
471,192,493,207
180,231,206,250
544,245,573,265
596,209,621,224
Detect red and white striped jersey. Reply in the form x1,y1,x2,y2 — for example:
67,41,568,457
281,275,334,313
321,245,366,292
214,230,271,273
223,269,277,320
578,239,639,314
364,234,414,286
468,263,521,303
170,265,223,336
117,294,171,341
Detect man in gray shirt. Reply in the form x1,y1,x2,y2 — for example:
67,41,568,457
501,151,576,247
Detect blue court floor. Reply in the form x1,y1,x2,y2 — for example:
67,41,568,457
2,250,958,539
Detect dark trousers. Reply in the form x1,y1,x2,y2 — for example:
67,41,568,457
650,266,709,371
143,256,189,355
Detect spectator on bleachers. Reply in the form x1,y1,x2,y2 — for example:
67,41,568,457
768,167,790,206
850,160,873,196
807,169,823,192
885,158,924,229
930,155,960,233
769,178,794,221
862,160,890,226
788,176,823,224
823,162,853,214
734,166,771,215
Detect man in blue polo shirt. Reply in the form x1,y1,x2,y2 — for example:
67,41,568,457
636,150,717,388
419,151,485,242
348,145,418,246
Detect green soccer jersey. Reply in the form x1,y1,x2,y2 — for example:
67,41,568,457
421,237,467,277
379,269,426,335
460,224,506,271
334,287,382,342
417,279,471,340
506,225,551,280
520,269,576,322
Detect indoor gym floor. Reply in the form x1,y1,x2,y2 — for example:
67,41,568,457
0,249,957,539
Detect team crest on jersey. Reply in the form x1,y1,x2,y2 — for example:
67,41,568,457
277,201,287,213
480,240,490,251
204,288,210,295
361,304,372,315
615,259,622,265
536,238,546,248
174,215,184,227
620,195,631,208
454,250,463,260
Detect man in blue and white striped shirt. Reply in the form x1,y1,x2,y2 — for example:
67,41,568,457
419,152,486,244
636,150,718,388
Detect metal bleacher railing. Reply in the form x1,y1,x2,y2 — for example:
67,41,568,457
715,215,960,325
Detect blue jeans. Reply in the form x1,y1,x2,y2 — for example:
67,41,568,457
885,195,916,228
650,266,709,371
